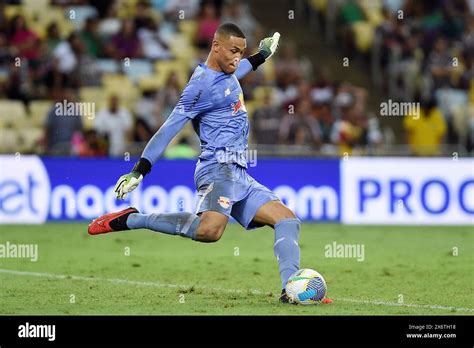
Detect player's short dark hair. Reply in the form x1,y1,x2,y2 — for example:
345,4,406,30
216,23,245,39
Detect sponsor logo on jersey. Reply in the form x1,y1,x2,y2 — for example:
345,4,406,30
231,93,247,115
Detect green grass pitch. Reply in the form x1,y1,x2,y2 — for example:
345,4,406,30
0,223,473,315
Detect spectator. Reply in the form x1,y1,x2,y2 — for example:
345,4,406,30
425,35,454,91
107,18,142,59
274,42,302,90
4,60,30,102
76,129,107,157
252,90,283,145
403,99,447,156
221,1,261,47
94,94,133,157
133,118,154,144
137,17,171,60
43,89,84,155
79,17,101,58
134,0,160,31
97,2,121,38
313,102,335,144
47,33,85,89
134,89,162,131
45,22,61,56
194,1,221,49
330,102,365,156
0,32,13,64
52,32,82,75
8,15,40,61
279,98,321,148
156,71,182,119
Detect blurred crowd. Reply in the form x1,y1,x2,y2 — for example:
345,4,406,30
0,0,472,158
334,0,473,155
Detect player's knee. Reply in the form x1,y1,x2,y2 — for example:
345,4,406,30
274,209,301,225
274,208,297,225
197,225,224,243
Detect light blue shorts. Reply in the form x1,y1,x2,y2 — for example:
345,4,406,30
194,160,280,230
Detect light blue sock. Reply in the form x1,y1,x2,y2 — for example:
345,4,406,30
126,212,200,240
274,218,301,289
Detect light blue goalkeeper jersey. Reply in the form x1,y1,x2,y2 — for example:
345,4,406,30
141,59,253,168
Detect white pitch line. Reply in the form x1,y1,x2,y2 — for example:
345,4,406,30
1,269,473,312
0,268,268,296
336,297,474,313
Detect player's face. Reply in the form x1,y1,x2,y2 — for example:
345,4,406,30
216,35,246,74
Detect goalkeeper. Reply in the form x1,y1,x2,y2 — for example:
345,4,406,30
88,23,331,304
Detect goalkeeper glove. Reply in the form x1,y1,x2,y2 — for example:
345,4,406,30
114,158,151,200
258,32,280,60
114,171,142,200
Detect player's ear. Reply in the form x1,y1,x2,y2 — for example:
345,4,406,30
212,39,220,53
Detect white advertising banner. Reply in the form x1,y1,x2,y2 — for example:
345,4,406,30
341,158,474,225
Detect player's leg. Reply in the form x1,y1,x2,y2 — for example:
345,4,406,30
89,161,232,242
195,210,228,242
127,209,228,243
230,182,299,283
251,200,332,304
252,200,301,289
88,208,228,243
252,200,296,227
230,177,303,303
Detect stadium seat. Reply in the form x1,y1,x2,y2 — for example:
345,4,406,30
117,0,139,18
0,128,20,153
310,0,328,12
0,100,28,128
4,5,33,22
96,59,120,74
102,73,133,89
178,20,198,41
17,127,43,153
22,0,49,10
138,74,162,91
80,87,108,104
124,59,153,83
154,60,190,89
252,87,275,104
102,74,140,109
64,5,98,30
28,6,74,38
29,100,54,127
168,32,196,62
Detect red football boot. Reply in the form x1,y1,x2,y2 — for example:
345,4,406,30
321,297,333,304
88,207,138,235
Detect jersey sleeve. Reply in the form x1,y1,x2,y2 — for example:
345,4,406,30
141,80,213,165
235,59,253,80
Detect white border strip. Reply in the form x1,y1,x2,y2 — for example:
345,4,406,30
1,269,473,312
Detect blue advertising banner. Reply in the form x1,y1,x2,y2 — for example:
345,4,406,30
0,156,341,223
1,155,471,224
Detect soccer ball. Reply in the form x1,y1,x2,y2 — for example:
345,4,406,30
285,268,327,305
